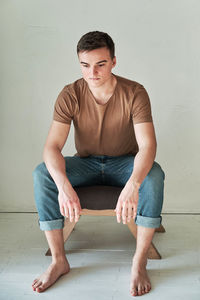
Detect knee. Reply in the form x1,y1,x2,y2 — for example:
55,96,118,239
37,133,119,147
150,161,165,182
139,162,165,215
142,162,165,189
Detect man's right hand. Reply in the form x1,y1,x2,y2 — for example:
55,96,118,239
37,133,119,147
58,182,82,223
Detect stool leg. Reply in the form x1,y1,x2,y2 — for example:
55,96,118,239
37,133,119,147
155,224,166,233
127,219,162,260
147,243,162,259
62,217,77,244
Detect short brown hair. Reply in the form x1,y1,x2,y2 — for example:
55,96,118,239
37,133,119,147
77,31,115,59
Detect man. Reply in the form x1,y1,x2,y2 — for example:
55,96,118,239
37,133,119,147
32,31,165,296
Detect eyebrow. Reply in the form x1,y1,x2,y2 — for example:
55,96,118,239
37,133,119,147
80,60,108,65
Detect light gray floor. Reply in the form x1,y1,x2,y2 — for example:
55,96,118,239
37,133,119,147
0,213,200,300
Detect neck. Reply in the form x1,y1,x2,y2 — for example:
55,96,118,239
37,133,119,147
87,74,117,104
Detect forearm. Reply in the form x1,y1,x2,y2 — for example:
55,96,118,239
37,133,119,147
128,146,156,187
43,146,71,191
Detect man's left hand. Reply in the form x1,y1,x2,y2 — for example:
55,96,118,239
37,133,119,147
114,180,140,224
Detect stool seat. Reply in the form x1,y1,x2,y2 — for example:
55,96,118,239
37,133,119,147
74,185,122,210
45,185,165,259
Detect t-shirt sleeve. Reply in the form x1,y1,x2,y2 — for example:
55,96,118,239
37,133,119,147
53,87,76,124
131,85,153,124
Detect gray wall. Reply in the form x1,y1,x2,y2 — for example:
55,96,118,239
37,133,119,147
1,0,200,212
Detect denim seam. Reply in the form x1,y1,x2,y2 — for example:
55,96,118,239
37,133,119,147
66,173,101,176
39,218,64,231
135,215,162,228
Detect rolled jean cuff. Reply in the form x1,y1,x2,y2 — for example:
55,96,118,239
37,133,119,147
39,218,64,231
135,215,162,228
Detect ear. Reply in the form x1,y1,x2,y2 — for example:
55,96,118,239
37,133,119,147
112,56,116,68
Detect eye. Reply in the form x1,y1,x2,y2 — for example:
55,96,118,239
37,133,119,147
99,64,105,67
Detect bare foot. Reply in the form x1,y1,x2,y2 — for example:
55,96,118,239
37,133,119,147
32,258,70,293
130,256,151,296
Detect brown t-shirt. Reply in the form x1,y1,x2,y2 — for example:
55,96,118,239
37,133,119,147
53,73,153,157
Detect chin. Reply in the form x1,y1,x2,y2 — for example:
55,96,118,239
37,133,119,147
89,80,102,86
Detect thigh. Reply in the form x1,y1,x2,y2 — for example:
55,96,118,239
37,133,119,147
103,155,134,186
103,155,164,188
64,155,103,187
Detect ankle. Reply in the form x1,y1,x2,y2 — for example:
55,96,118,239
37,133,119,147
132,254,148,268
52,255,68,264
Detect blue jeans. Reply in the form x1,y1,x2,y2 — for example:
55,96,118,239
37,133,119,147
33,154,165,231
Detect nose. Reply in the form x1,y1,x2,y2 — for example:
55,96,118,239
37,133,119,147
90,66,98,77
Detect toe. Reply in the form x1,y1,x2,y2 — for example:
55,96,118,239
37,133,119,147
138,288,143,296
137,284,144,296
33,281,42,290
131,287,138,296
145,285,151,293
37,286,44,293
36,282,48,293
147,284,151,291
32,279,38,286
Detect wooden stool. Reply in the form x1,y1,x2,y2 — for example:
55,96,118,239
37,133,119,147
45,185,165,259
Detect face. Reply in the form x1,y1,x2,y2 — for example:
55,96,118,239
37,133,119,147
78,47,116,88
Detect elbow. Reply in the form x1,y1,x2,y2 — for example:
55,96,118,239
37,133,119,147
43,143,61,162
138,141,157,159
43,145,48,162
150,139,157,158
154,139,157,154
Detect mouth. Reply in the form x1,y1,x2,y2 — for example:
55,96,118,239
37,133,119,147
90,78,100,80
